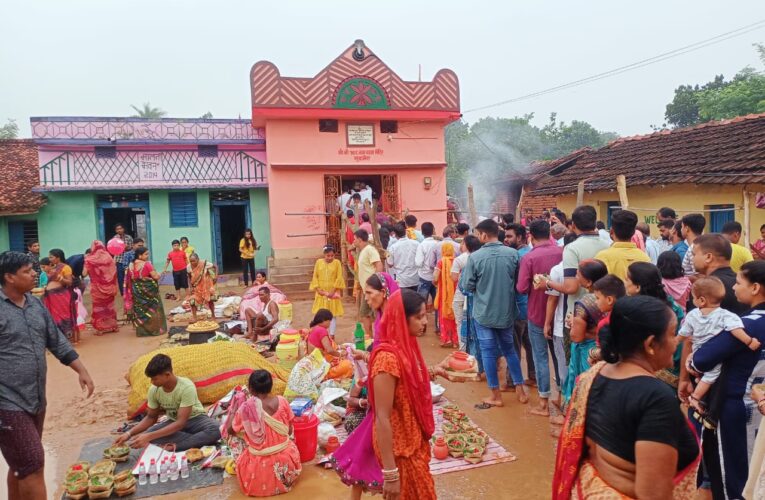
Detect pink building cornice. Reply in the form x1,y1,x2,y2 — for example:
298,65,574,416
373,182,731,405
31,117,265,144
250,40,460,124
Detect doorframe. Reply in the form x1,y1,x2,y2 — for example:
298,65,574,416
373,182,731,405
210,200,252,272
97,200,152,249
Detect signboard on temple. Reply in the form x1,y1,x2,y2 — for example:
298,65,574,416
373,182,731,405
346,124,375,146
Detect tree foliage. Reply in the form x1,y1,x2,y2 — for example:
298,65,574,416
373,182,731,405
130,102,167,119
0,119,19,139
445,113,616,200
664,45,765,128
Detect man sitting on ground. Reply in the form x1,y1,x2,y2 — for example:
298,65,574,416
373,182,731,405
115,354,221,451
244,287,280,340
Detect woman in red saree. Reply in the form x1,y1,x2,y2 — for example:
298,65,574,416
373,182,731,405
553,295,700,499
84,240,119,334
369,289,436,500
44,248,79,343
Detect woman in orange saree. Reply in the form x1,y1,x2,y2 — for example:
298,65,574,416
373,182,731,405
553,296,700,499
187,253,217,323
368,289,437,500
231,370,301,497
433,242,458,347
84,240,119,334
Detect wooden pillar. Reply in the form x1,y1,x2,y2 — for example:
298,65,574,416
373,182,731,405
743,188,751,247
467,184,478,228
515,184,526,221
576,180,586,207
616,175,629,209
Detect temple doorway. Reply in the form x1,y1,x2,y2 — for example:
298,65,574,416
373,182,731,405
323,173,400,252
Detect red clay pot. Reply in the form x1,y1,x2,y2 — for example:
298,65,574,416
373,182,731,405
325,436,340,454
449,351,472,371
432,436,449,460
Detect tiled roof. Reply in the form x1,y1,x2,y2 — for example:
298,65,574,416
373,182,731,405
527,113,765,196
498,148,592,184
0,139,45,215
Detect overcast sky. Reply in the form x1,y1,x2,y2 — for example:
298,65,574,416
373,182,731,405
1,1,763,137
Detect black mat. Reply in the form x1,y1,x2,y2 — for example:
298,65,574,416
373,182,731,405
62,437,223,499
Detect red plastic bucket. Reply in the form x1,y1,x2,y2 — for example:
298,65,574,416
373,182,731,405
293,414,319,462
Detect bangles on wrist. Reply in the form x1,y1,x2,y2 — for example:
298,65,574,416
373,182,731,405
382,467,400,483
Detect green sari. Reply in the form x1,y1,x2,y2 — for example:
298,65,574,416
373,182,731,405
124,261,167,337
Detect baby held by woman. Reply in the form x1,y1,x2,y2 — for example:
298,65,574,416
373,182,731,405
681,276,760,415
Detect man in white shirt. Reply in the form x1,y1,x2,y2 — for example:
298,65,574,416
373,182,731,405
415,222,440,332
452,235,481,350
596,221,613,245
337,189,353,212
656,219,675,254
681,213,706,276
359,184,373,206
386,223,420,291
437,226,461,259
637,222,661,264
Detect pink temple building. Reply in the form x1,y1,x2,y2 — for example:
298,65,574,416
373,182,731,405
252,39,460,259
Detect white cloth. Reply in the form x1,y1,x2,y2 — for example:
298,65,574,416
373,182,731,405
451,252,470,276
359,186,373,206
338,192,352,211
645,238,661,265
545,263,565,338
263,299,276,322
415,237,439,281
680,307,745,383
598,229,613,245
656,238,673,255
387,238,420,288
682,242,696,276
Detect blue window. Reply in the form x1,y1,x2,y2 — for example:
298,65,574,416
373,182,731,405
708,204,735,233
8,221,38,253
169,192,198,227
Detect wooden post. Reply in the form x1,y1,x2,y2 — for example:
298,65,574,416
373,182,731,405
616,175,629,209
515,184,526,221
744,188,751,247
467,184,478,228
576,180,586,207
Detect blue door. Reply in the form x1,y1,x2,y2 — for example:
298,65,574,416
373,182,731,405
708,205,735,233
211,200,251,273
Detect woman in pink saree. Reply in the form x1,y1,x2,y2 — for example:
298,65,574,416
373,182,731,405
84,241,119,334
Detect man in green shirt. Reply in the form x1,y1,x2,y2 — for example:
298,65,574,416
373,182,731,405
115,354,220,451
459,219,527,408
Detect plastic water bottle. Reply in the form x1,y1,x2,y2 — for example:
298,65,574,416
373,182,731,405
159,457,169,483
138,462,147,486
169,455,179,481
180,456,190,479
148,459,158,485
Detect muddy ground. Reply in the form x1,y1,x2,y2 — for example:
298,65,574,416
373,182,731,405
0,288,555,499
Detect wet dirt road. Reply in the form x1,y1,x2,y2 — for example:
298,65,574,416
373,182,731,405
1,294,555,499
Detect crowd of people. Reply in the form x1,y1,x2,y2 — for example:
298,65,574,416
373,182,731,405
332,203,765,499
6,201,765,499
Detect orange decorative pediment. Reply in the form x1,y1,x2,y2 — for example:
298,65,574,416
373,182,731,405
250,40,459,113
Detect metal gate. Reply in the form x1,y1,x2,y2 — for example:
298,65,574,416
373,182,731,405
324,175,342,252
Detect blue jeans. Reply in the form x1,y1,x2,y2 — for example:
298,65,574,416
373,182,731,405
474,322,524,390
116,262,127,296
527,320,551,398
418,278,439,332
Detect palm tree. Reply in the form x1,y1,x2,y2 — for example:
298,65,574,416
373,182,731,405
129,102,167,119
